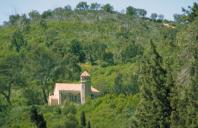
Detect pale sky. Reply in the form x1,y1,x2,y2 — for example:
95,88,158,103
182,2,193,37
0,0,197,24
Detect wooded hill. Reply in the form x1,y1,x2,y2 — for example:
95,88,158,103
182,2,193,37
0,2,198,128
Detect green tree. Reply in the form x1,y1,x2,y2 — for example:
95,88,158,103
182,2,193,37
87,120,91,128
9,14,20,25
80,111,86,127
184,49,198,127
69,40,86,63
183,20,198,127
39,19,47,30
150,13,158,20
62,103,77,115
103,52,114,65
53,7,65,20
23,85,42,105
41,10,52,19
10,30,26,52
28,10,40,20
136,9,147,17
90,3,101,10
0,52,23,105
182,2,198,22
158,14,164,21
131,41,174,128
61,53,82,80
19,14,30,31
64,5,72,11
101,4,113,13
30,106,47,128
64,113,79,128
76,2,89,11
126,6,136,16
84,42,107,64
173,13,183,23
27,45,71,103
44,28,58,47
120,43,143,63
20,38,77,102
172,19,198,128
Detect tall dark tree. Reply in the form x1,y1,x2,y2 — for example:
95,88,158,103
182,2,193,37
80,111,86,127
131,41,174,128
30,106,47,128
87,120,91,128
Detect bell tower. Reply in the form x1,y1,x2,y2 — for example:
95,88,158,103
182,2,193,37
80,71,91,104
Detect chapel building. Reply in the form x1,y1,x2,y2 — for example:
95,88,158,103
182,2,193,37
48,71,99,105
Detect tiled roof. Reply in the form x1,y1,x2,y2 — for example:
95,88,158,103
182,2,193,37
55,83,81,92
91,87,100,93
80,71,90,77
55,83,99,93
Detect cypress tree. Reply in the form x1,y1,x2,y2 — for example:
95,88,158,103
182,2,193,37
87,120,91,128
131,41,174,128
30,106,38,124
80,111,86,127
30,106,47,128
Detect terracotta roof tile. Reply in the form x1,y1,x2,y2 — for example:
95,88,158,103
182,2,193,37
80,71,90,77
54,83,99,93
55,83,81,91
91,87,100,93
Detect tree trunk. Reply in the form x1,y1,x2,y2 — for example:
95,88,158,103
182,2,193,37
5,95,12,105
41,87,48,104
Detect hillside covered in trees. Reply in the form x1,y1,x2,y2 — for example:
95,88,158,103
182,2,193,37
0,1,198,128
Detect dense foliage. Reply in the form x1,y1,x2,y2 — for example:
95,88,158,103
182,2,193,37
0,1,198,128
